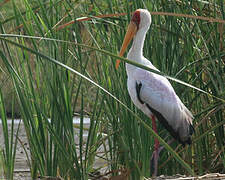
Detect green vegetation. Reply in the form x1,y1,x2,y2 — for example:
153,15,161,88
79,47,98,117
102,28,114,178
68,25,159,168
0,0,224,179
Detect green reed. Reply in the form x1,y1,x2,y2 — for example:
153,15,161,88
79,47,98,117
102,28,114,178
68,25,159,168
0,0,224,179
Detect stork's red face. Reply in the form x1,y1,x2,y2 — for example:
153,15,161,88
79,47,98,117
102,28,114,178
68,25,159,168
116,10,141,69
131,10,141,29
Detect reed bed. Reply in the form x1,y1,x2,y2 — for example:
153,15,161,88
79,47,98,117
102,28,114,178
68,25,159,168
0,0,224,179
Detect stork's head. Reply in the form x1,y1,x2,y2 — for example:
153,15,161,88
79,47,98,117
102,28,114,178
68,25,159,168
116,9,152,68
132,9,151,30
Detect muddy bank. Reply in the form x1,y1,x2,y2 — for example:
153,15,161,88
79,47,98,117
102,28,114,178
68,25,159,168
0,118,107,179
1,120,225,180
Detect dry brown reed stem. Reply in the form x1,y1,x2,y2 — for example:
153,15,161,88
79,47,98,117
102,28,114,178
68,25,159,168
56,11,225,31
6,11,225,33
55,13,127,31
151,11,225,23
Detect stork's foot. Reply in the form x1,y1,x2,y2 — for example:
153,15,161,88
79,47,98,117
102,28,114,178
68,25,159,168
150,139,174,177
150,149,159,177
150,146,164,177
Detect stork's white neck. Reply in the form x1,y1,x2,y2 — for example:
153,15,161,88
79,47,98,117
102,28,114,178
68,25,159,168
127,27,148,61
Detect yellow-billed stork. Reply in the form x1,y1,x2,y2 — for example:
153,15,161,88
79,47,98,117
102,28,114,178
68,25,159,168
116,9,194,176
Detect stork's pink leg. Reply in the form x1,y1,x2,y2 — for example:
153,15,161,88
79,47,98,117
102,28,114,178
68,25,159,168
151,115,159,151
151,115,159,176
150,115,175,176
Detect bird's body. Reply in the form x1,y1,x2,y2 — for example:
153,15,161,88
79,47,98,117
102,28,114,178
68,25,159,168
116,9,194,176
126,34,193,145
126,55,194,144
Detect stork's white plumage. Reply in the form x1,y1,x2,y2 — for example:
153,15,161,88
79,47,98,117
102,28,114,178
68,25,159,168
116,9,194,176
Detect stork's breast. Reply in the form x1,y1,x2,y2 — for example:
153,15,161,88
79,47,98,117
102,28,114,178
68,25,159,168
133,68,176,102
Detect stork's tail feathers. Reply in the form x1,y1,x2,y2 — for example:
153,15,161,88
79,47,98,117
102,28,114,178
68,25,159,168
184,124,195,146
184,123,195,145
181,106,195,145
189,123,195,136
